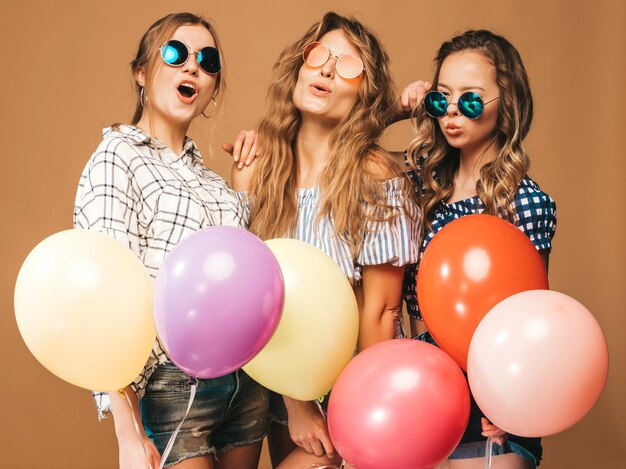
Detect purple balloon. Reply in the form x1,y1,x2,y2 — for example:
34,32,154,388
153,226,284,378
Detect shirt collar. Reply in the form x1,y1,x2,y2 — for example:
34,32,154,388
103,125,203,164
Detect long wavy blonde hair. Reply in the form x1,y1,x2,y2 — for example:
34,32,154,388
248,12,407,253
408,30,533,229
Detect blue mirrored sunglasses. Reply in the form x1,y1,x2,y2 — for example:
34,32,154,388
424,90,499,120
160,39,221,74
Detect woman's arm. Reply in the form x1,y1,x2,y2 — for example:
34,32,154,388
356,263,406,352
389,80,432,124
231,162,255,192
282,396,335,459
109,387,161,469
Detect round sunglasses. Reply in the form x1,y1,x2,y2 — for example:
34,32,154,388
424,90,499,120
160,39,221,74
302,42,364,79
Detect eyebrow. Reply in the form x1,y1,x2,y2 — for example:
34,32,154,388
438,83,486,92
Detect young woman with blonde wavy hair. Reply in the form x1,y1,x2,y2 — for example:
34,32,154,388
400,30,556,468
233,11,420,469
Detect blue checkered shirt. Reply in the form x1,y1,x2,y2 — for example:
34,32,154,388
403,154,557,319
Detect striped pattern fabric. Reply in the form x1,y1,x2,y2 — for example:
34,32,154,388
293,177,421,286
74,125,244,418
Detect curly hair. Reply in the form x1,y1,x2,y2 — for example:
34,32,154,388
408,29,533,229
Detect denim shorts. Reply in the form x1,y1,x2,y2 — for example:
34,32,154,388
140,362,269,468
415,332,542,467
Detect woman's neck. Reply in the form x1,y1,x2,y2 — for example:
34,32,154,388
455,139,498,195
295,118,334,188
135,113,189,155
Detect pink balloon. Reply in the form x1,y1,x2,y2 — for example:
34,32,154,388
328,340,469,469
468,290,608,437
153,226,284,378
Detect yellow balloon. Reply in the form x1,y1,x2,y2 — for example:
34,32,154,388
14,229,155,392
244,238,359,400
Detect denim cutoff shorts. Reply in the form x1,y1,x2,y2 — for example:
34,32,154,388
415,331,542,467
140,362,269,468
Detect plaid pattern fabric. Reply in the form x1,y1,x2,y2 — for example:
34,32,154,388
74,125,245,418
403,153,557,319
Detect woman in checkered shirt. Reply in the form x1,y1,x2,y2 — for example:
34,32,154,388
74,13,266,469
400,30,556,468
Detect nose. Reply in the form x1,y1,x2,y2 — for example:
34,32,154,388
446,100,460,116
320,56,336,78
183,53,200,76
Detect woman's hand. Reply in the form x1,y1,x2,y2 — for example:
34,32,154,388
110,387,161,469
222,129,260,170
118,434,161,469
396,80,432,121
481,417,510,446
284,398,335,459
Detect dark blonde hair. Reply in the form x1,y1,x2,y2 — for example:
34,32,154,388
130,12,225,124
248,12,407,253
408,29,533,228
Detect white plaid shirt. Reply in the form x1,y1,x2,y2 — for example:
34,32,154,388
73,125,245,418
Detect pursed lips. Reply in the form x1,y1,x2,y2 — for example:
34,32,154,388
309,82,332,96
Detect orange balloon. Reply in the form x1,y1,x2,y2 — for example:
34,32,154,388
416,214,548,370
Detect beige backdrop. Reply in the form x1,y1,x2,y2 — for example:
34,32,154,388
2,1,624,468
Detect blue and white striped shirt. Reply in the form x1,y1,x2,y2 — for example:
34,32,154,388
291,177,421,286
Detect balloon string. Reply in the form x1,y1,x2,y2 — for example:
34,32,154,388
159,379,198,469
123,389,153,469
485,437,493,469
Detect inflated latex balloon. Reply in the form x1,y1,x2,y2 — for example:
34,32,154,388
468,290,608,437
244,238,358,400
153,226,284,378
14,229,155,391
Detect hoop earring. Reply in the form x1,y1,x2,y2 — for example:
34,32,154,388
140,87,146,107
202,97,217,118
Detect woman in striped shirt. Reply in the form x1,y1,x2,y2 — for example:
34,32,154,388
232,12,421,469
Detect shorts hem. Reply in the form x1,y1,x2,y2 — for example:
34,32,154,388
162,448,217,468
216,432,267,455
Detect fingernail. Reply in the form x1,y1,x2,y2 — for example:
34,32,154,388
234,154,239,161
245,159,252,165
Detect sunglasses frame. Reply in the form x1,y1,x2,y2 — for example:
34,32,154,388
302,41,365,80
424,90,499,120
160,39,221,74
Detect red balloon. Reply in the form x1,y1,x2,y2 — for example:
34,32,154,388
417,214,548,370
327,340,469,469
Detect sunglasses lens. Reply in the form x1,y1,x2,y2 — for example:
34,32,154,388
198,47,221,74
161,40,187,66
458,92,484,119
303,42,329,67
424,91,448,118
336,54,364,79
